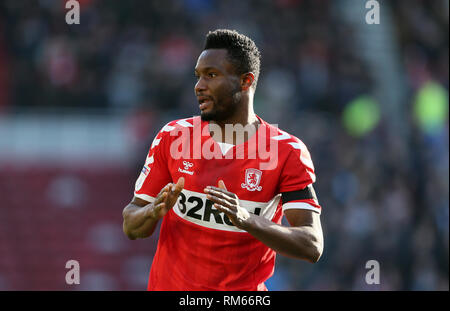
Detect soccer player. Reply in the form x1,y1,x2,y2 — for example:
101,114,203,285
122,29,323,291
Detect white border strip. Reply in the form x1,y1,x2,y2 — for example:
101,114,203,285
171,189,280,233
134,193,156,203
282,202,321,214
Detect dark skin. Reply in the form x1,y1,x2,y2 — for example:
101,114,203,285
122,48,323,263
205,181,323,262
122,178,185,240
195,49,259,144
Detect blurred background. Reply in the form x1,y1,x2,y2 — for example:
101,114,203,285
0,0,448,290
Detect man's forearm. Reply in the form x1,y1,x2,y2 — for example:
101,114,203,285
242,214,323,263
122,204,160,239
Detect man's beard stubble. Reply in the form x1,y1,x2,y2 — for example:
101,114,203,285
200,91,241,122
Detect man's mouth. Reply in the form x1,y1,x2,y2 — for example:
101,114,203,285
198,97,214,111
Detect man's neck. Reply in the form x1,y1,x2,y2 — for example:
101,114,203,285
209,104,260,145
214,94,258,127
212,110,259,128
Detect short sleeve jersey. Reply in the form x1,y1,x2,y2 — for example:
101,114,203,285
134,115,321,291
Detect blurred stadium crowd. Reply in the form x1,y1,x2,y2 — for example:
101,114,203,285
0,0,448,290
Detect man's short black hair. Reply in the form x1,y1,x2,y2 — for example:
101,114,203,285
203,29,261,89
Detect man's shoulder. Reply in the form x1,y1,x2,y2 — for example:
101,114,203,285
155,116,200,138
147,117,199,152
161,116,200,130
259,118,309,153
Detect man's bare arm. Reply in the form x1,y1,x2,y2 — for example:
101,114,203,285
122,196,163,240
205,181,323,263
241,209,323,262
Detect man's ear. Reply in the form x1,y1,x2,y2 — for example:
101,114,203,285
240,73,255,91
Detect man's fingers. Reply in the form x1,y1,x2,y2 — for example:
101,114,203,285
173,177,185,193
157,183,172,197
206,189,231,201
154,184,171,205
218,180,227,190
167,177,184,200
177,177,185,187
160,177,185,211
207,186,236,198
150,202,166,218
154,201,165,211
213,203,233,215
205,188,236,205
155,191,168,205
150,179,184,219
206,193,234,209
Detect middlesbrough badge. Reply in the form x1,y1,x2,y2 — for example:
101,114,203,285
241,168,263,191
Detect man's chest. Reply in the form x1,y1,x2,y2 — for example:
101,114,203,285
167,157,280,203
166,157,283,232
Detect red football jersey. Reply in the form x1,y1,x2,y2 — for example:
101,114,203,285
134,115,321,291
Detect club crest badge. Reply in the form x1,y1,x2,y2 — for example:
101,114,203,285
241,168,262,191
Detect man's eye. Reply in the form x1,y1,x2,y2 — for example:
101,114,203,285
208,73,217,78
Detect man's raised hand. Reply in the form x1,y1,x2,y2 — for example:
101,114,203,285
148,177,185,219
204,180,251,229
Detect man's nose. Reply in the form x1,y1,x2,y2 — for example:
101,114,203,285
195,77,207,94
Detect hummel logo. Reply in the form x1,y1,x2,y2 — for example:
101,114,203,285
178,161,194,175
183,161,193,170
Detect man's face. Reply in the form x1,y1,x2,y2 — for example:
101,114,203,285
194,49,242,122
